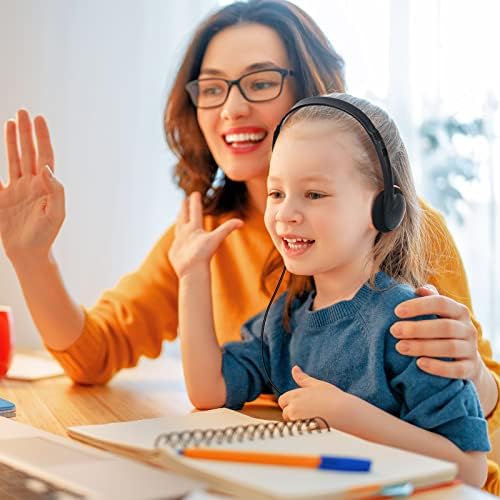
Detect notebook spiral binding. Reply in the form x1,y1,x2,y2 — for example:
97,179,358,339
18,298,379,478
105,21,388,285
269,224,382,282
154,416,330,450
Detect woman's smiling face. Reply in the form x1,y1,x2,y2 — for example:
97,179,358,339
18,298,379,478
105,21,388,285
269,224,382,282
196,23,297,186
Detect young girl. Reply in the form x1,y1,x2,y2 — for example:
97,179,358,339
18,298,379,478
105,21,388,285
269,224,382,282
169,93,490,487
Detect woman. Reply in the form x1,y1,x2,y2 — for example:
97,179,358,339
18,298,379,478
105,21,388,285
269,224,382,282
1,0,499,491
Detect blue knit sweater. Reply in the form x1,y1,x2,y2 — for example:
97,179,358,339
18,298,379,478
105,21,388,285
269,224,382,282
221,272,490,452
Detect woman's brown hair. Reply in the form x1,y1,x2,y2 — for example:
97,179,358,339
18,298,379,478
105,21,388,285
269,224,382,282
265,93,433,328
165,0,345,216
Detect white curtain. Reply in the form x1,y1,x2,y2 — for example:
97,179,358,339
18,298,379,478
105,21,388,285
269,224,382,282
0,0,217,347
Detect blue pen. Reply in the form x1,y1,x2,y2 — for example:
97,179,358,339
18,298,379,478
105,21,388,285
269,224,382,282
318,455,371,472
180,447,371,472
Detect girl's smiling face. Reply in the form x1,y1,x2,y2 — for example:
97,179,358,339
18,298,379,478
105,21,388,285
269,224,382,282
265,121,379,291
196,23,296,194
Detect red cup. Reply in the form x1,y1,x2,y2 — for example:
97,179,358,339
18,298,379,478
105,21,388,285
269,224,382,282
0,306,14,378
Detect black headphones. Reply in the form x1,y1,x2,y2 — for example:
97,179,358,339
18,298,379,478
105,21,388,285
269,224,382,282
272,96,406,233
260,96,407,397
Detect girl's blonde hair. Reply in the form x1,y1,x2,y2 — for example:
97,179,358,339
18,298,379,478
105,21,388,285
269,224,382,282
262,93,433,328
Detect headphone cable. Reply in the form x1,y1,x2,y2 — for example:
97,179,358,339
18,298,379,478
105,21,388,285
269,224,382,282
260,265,287,396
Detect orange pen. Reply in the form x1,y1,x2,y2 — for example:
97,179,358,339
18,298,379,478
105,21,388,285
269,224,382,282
180,447,371,471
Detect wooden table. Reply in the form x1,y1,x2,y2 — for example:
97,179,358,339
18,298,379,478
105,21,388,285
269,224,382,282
0,350,495,499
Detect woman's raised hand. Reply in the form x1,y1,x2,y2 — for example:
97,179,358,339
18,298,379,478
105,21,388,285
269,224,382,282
0,110,65,264
168,192,243,279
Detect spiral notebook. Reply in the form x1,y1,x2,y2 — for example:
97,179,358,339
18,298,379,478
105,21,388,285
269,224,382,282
68,408,457,500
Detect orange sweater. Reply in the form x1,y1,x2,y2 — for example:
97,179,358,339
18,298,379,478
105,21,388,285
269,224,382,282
48,200,500,494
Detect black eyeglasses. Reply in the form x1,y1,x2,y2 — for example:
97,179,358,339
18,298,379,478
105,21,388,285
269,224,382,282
185,68,294,109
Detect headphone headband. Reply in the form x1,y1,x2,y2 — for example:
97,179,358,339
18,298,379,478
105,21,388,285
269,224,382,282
271,95,406,232
272,96,396,202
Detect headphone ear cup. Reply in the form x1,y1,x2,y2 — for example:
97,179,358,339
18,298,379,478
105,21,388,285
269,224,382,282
372,191,387,233
388,187,406,231
372,188,406,233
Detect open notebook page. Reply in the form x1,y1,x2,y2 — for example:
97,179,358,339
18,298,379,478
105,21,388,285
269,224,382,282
69,408,457,500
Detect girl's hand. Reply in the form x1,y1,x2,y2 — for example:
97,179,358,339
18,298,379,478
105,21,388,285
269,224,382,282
390,285,482,380
278,366,352,425
168,192,243,279
0,110,64,263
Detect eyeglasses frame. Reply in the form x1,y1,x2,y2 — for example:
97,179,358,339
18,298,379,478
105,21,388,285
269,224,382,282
185,68,294,109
